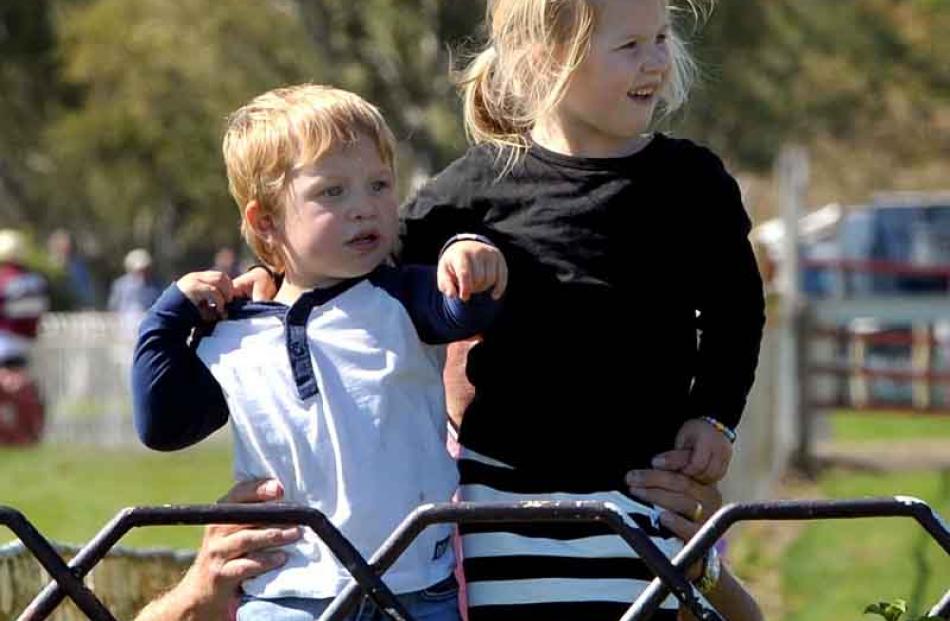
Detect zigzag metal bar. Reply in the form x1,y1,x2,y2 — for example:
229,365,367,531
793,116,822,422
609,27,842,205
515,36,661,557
930,589,950,619
625,496,950,621
0,507,116,621
18,504,410,621
8,498,949,621
318,501,721,621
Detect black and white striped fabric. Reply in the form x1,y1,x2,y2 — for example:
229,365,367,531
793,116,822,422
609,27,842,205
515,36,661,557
457,447,682,621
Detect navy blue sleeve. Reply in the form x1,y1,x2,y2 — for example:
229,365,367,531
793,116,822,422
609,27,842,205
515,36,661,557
132,284,229,451
370,265,502,344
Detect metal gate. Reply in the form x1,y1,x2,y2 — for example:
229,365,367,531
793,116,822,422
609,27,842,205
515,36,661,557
2,498,949,621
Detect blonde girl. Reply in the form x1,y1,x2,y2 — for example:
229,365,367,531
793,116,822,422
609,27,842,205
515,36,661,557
398,0,766,619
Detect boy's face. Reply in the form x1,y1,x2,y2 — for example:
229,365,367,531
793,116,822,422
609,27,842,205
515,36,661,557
276,135,397,289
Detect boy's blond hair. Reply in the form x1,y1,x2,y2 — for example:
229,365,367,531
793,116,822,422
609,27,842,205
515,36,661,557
223,84,396,272
460,0,709,167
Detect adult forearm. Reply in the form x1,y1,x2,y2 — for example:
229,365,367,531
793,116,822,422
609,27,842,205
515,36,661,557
701,568,764,621
134,587,200,621
133,568,232,621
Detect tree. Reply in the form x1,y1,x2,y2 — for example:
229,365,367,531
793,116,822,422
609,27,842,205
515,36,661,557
680,0,950,203
293,0,483,178
43,0,323,271
0,0,63,226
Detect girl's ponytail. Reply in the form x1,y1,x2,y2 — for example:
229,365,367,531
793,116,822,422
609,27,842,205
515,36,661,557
460,46,526,154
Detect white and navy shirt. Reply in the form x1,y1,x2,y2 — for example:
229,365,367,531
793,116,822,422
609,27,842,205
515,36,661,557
132,264,500,599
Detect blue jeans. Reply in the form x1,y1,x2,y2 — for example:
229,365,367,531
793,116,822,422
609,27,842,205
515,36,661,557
237,574,461,621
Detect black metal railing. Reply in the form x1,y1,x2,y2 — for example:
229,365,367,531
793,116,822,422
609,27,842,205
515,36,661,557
3,496,949,621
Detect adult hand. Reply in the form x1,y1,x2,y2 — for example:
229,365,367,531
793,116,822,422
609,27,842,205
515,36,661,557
135,478,300,621
187,479,300,608
624,449,722,579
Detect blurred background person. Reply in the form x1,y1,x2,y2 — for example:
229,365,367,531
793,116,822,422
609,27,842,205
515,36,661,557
0,229,48,444
211,245,242,279
108,248,162,314
46,228,98,309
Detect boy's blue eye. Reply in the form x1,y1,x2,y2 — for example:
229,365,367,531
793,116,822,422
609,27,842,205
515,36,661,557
371,179,391,192
321,185,344,198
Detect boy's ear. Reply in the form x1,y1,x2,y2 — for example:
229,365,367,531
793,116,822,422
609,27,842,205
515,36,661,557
245,200,276,244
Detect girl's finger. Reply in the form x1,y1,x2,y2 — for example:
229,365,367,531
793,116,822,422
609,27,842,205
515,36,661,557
683,447,713,478
202,286,227,318
708,454,728,483
216,273,235,302
437,261,459,299
470,254,486,294
650,449,691,471
492,257,508,299
453,255,473,301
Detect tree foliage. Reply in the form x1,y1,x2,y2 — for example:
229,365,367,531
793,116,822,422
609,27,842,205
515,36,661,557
0,0,63,224
0,0,947,277
43,0,322,267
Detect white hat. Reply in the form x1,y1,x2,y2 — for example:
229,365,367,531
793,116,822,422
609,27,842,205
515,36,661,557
0,229,26,263
124,248,152,272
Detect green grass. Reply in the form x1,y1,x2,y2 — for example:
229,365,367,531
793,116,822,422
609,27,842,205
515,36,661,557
828,409,950,442
0,440,232,550
782,469,950,621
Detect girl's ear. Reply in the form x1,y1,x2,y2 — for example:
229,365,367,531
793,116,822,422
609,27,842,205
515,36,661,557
245,200,278,245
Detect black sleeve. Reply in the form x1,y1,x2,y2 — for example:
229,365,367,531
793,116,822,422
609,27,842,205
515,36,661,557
398,150,493,265
132,284,229,451
688,152,767,431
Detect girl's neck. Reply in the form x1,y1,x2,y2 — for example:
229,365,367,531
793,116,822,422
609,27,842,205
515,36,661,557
530,118,652,159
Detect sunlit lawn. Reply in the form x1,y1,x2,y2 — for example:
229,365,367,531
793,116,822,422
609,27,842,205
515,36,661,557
782,469,950,621
732,410,950,621
828,408,950,442
0,438,232,550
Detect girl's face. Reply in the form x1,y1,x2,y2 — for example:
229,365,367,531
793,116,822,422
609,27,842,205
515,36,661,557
547,0,672,157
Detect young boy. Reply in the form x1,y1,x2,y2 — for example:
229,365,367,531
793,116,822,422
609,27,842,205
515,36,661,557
132,84,506,620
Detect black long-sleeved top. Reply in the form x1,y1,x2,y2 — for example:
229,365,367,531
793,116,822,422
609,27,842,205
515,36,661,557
400,134,766,489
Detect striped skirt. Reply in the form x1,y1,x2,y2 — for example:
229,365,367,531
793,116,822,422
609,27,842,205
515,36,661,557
457,447,682,621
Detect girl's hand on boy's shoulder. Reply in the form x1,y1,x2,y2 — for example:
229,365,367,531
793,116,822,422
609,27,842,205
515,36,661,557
232,267,278,302
438,240,508,302
176,270,234,321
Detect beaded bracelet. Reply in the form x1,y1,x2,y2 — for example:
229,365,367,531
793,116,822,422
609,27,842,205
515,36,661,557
701,416,737,444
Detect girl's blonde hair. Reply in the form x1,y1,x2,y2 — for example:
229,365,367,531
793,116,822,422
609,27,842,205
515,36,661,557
223,84,396,272
460,0,710,163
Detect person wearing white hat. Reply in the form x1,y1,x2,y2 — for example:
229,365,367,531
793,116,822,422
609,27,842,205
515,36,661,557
107,247,162,314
